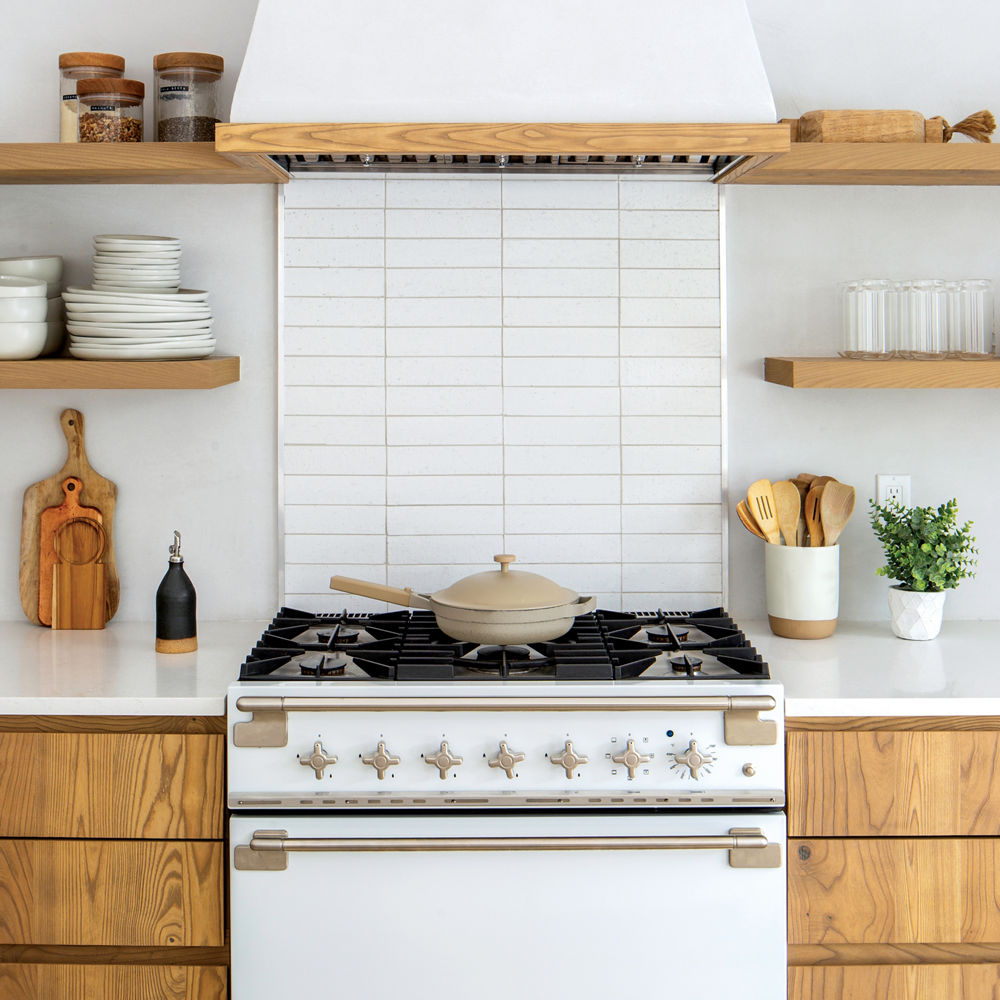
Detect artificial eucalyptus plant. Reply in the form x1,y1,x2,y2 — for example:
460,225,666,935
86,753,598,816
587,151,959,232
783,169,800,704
869,498,977,592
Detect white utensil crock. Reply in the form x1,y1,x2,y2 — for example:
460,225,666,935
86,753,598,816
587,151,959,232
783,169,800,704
765,542,839,639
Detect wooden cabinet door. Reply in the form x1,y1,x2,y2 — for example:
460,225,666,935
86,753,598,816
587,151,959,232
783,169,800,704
0,964,227,1000
789,964,1000,999
787,731,1000,837
0,733,224,839
789,838,1000,946
0,840,224,947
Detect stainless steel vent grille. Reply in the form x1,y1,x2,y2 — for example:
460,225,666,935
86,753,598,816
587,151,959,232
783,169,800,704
277,152,739,175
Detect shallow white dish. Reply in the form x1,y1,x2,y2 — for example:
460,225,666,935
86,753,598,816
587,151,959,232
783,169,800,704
64,285,208,302
94,234,180,246
0,296,47,322
93,267,182,278
66,310,211,324
64,300,207,313
69,344,213,360
0,275,47,298
0,321,47,359
68,322,212,335
93,254,181,265
0,256,63,296
71,335,215,347
92,283,183,293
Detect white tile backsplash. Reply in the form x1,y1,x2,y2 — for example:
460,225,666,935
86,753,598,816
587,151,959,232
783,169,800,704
282,175,723,609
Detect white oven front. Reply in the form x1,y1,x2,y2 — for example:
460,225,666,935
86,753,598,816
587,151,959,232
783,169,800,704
230,810,785,999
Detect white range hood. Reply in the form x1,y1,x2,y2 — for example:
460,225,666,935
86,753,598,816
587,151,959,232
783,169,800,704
232,0,776,124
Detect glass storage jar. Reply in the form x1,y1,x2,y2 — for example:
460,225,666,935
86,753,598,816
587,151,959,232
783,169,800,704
153,52,224,142
77,78,144,142
58,52,125,142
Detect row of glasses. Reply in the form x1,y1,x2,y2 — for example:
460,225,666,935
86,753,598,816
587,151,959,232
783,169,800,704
840,279,993,356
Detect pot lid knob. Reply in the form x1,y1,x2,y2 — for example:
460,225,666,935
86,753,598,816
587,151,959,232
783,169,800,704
494,554,516,573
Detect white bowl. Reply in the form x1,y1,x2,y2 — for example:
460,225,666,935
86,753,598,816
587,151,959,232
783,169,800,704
0,275,47,298
0,256,63,296
41,321,65,356
0,296,47,322
0,321,47,359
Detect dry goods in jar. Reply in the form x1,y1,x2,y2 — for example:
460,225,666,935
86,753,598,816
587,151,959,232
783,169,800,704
77,78,144,142
58,52,125,142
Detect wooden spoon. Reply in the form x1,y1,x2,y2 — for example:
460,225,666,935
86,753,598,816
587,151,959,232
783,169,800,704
736,499,765,540
771,480,801,546
804,484,825,547
747,479,781,545
796,472,819,484
820,481,856,546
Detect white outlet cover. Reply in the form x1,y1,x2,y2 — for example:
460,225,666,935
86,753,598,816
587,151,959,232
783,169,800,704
876,474,912,506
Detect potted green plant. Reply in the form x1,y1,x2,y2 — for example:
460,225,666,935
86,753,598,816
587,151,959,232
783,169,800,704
868,498,977,640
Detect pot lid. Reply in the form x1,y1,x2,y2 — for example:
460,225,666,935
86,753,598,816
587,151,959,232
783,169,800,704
431,555,580,612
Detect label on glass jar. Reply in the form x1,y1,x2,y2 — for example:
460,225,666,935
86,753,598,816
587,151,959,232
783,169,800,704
159,85,190,93
87,104,116,112
61,94,78,101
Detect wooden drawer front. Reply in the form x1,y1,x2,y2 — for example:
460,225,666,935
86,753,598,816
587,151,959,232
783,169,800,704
790,838,1000,945
0,964,226,1000
787,730,1000,836
0,733,224,839
0,840,224,947
789,964,1000,1000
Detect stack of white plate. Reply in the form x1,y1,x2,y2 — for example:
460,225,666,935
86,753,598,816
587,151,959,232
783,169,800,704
91,235,181,293
62,286,214,360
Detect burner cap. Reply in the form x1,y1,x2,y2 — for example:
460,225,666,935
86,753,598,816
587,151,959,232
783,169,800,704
669,654,703,675
299,653,347,677
646,625,689,643
474,644,533,662
315,625,361,645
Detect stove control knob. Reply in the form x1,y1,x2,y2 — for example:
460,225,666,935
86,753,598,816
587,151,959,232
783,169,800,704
612,739,651,780
299,741,338,780
550,740,589,778
488,741,526,779
425,741,463,779
362,741,400,780
673,740,711,780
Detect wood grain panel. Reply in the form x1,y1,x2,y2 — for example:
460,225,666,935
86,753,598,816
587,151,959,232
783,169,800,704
0,840,224,946
788,964,1000,1000
788,731,1000,836
787,716,1000,732
215,121,791,156
790,942,1000,966
0,358,240,390
0,733,223,839
765,357,1000,389
0,944,229,965
0,964,226,1000
0,716,225,734
789,839,1000,945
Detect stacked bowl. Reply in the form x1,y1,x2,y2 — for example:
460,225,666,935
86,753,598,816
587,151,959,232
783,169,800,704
92,235,181,292
0,276,49,359
0,255,65,356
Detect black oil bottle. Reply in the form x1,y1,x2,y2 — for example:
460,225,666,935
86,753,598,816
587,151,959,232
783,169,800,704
155,530,197,653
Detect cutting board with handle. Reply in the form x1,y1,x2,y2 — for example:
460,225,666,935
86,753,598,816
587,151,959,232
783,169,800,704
52,516,107,630
20,409,119,626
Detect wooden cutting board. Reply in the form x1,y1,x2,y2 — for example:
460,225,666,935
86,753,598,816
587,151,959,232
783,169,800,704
20,409,119,626
52,516,107,630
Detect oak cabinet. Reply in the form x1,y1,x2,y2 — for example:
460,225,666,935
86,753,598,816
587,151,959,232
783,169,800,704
0,716,227,1000
787,719,1000,999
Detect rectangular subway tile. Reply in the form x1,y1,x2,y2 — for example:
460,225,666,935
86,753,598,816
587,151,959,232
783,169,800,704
622,563,722,593
284,178,385,210
388,445,503,476
388,505,504,536
285,267,385,297
386,209,501,239
622,533,722,563
284,445,386,476
285,327,385,357
386,268,502,298
620,357,721,387
388,357,502,387
504,445,620,476
622,474,722,504
387,475,504,506
386,238,501,268
504,534,621,564
621,445,721,476
285,504,387,535
621,415,722,445
619,297,720,328
620,210,718,240
285,356,385,387
284,475,385,505
387,327,502,357
285,415,386,447
388,416,503,446
501,268,619,298
620,328,720,357
284,208,385,239
389,534,506,565
502,327,618,357
503,415,620,446
388,386,502,416
620,269,720,298
285,238,384,268
501,177,619,209
502,357,619,388
503,297,619,327
622,503,724,534
620,239,718,269
504,386,620,417
502,209,618,240
387,297,502,327
387,177,501,209
502,238,619,268
504,475,620,505
621,386,720,416
287,564,387,594
504,504,621,535
618,179,718,211
285,296,385,327
286,533,387,565
285,386,385,416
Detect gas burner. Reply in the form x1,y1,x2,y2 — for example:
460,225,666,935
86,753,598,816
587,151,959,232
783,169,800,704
315,624,361,645
473,644,533,662
669,654,703,676
645,625,690,644
299,652,348,677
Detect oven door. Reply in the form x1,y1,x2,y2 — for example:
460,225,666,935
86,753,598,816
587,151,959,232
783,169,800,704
231,811,784,999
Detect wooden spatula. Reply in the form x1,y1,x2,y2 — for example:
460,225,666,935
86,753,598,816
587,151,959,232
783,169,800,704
804,484,825,546
820,481,856,546
772,480,801,546
736,499,765,539
747,480,781,545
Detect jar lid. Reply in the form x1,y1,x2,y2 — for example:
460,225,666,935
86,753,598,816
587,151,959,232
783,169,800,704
59,52,126,71
154,51,224,73
77,77,145,99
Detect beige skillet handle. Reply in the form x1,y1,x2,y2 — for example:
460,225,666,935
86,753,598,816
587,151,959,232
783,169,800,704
329,575,433,610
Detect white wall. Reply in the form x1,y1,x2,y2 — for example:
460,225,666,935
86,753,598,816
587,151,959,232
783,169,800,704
1,0,278,622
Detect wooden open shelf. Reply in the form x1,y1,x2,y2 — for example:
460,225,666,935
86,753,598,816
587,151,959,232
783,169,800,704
0,356,240,389
0,143,287,184
720,142,1000,186
765,356,1000,388
215,121,791,159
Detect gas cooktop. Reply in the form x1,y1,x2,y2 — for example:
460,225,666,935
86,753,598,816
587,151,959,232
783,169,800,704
238,607,769,683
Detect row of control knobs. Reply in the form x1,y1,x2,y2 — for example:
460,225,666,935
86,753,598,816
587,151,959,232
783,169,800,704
300,738,712,781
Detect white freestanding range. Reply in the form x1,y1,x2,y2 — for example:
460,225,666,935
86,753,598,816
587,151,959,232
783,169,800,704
228,607,785,999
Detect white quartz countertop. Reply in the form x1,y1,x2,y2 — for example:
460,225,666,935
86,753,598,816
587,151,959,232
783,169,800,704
747,619,1000,717
0,619,268,716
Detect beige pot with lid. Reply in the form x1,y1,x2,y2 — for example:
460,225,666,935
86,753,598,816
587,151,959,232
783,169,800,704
330,554,597,644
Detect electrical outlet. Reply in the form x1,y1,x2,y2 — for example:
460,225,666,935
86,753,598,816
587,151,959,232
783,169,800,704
876,474,911,506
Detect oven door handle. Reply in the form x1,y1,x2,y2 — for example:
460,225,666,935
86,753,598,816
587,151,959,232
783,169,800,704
234,828,782,871
232,695,779,748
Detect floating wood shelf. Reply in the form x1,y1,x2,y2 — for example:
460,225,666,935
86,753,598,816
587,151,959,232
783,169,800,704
0,357,240,389
720,142,1000,186
765,356,1000,389
0,143,287,184
215,122,791,159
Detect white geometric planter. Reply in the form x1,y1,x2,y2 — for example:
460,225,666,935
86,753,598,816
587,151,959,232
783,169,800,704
888,585,946,641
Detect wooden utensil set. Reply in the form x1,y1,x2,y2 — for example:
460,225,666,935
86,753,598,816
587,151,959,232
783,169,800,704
19,409,118,630
740,474,856,547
